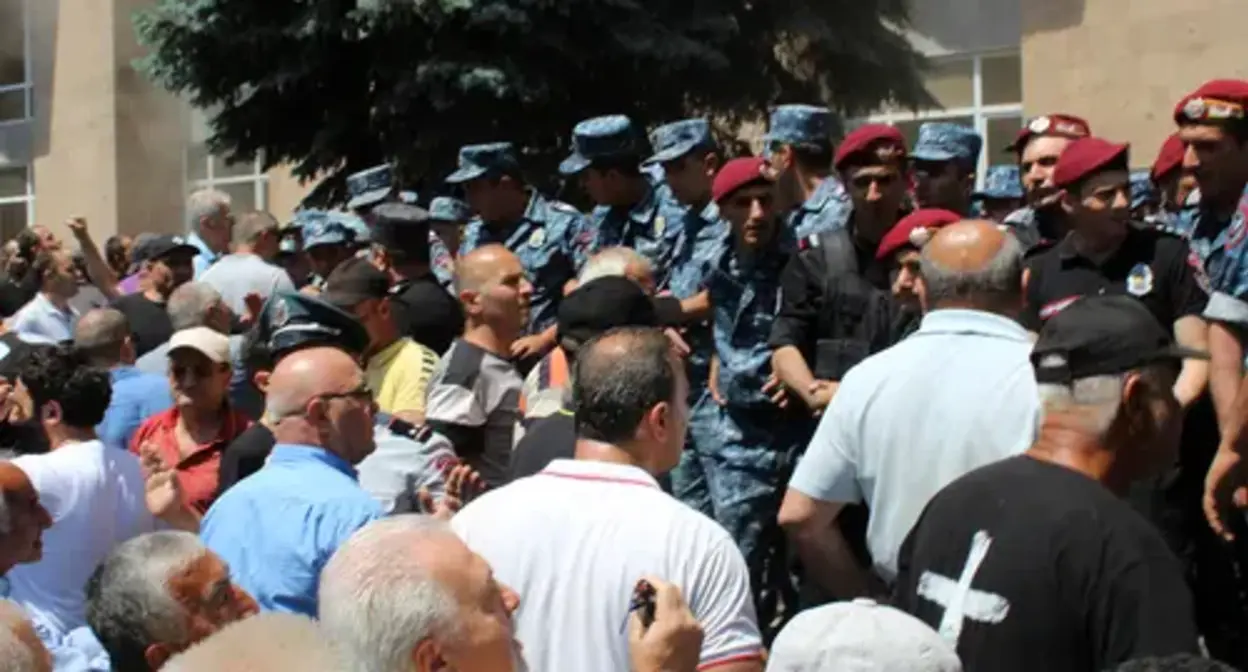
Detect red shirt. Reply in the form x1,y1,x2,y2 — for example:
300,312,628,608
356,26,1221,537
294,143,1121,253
129,406,253,514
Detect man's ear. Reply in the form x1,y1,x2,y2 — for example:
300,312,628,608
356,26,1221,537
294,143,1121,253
252,370,272,394
412,638,446,672
1058,189,1076,215
39,400,60,425
144,642,173,671
703,152,721,177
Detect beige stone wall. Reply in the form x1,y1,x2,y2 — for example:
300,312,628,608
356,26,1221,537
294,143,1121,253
267,166,315,224
1022,0,1248,167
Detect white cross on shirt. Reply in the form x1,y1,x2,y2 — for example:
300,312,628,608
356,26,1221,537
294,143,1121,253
916,529,1011,644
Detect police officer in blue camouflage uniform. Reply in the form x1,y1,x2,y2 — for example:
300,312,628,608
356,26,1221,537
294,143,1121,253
346,164,456,280
447,141,585,366
910,121,983,216
972,165,1025,224
428,196,470,288
643,118,729,516
560,115,687,290
1130,169,1160,221
764,104,851,239
300,211,361,292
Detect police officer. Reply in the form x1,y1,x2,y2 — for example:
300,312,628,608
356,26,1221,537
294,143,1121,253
1150,132,1198,218
560,115,686,290
972,165,1025,224
447,141,585,365
769,124,909,418
1130,168,1160,221
346,164,456,286
427,196,470,289
1001,113,1093,250
764,104,851,239
298,210,359,293
910,121,983,215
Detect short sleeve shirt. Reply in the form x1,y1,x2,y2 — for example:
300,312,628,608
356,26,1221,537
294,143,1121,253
584,183,687,291
366,337,439,417
128,405,253,514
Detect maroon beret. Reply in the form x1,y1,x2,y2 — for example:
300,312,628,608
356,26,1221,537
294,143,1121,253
1173,79,1248,125
833,124,907,171
1150,133,1185,182
712,157,770,203
1052,137,1130,189
1006,114,1091,154
875,208,962,261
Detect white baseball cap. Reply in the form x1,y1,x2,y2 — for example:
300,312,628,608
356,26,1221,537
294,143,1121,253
767,599,961,672
167,327,231,364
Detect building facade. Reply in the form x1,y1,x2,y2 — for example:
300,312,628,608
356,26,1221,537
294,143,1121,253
0,0,1243,243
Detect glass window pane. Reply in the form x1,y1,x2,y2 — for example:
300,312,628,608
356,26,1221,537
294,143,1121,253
211,154,259,180
0,166,24,198
924,59,974,110
986,116,1025,163
982,54,1022,106
217,181,258,213
0,202,25,242
0,0,25,87
0,89,24,122
186,142,209,182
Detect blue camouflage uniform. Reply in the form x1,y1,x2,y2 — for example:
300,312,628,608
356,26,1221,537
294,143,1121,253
765,105,851,239
300,210,360,290
345,164,416,211
428,196,470,289
1160,186,1248,329
449,142,585,336
560,115,687,290
911,122,983,215
1130,169,1159,215
974,165,1025,201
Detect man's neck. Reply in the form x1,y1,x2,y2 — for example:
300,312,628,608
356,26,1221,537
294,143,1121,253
180,403,224,441
485,190,530,228
573,438,660,475
40,290,69,312
391,262,431,283
48,427,98,451
1204,181,1248,222
366,334,400,361
230,244,257,257
609,180,648,211
142,287,166,304
1071,230,1126,263
461,324,514,359
1025,410,1128,495
796,169,826,202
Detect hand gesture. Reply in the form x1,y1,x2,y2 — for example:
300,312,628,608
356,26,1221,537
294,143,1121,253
139,443,182,519
417,464,487,521
663,328,691,358
763,373,789,409
1205,448,1248,540
240,292,265,327
807,379,838,416
628,577,703,672
510,334,550,361
66,217,88,240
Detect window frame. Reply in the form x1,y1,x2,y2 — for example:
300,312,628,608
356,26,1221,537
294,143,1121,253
0,0,32,128
0,165,35,239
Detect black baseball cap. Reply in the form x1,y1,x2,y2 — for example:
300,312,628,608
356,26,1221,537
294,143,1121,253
1032,295,1208,384
322,257,392,308
557,277,683,352
131,235,198,265
250,291,370,362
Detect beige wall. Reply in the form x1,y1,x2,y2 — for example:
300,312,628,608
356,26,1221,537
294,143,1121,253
1022,0,1248,166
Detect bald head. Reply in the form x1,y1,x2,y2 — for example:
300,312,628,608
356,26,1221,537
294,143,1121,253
264,346,362,420
919,219,1023,312
74,309,130,366
454,244,518,295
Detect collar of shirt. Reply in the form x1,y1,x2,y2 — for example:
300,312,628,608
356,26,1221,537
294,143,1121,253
801,176,842,212
626,183,660,227
146,405,248,464
109,365,146,384
368,337,409,371
539,458,660,490
268,444,359,480
188,233,220,264
916,308,1031,342
34,292,75,319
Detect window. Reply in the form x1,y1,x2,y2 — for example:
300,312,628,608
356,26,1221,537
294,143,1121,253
186,108,269,219
0,0,31,125
860,52,1023,188
0,166,32,242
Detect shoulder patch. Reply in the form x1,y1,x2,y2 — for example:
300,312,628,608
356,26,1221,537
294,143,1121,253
800,234,820,251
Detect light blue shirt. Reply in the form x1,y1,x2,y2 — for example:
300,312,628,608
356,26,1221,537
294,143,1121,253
788,309,1040,581
200,444,382,616
7,293,78,344
189,232,221,278
96,367,173,452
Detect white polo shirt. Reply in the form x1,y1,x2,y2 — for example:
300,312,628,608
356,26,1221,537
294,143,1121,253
452,458,763,672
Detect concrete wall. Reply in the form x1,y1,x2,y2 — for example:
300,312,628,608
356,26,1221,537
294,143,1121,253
907,0,1021,57
1021,0,1248,166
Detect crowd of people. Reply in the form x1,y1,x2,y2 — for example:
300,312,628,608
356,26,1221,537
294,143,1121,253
0,76,1246,672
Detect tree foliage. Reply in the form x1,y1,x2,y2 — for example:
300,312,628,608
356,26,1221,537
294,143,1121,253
134,0,930,202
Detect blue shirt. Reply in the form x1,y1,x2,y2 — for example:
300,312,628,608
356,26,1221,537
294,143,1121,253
96,367,173,451
460,191,586,335
668,202,729,393
7,293,78,344
585,183,687,291
788,177,851,240
189,232,221,278
1163,186,1248,326
200,444,382,616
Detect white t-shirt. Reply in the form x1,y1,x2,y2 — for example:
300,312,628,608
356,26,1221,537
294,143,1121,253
7,440,155,636
452,458,763,672
197,252,295,317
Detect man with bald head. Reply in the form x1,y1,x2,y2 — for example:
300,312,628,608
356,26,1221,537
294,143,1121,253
779,219,1040,598
0,463,51,580
200,345,383,616
425,244,531,486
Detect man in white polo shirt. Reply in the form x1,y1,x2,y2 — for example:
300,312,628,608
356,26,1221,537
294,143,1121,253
452,327,763,672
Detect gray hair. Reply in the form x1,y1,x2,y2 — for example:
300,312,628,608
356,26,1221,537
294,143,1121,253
73,308,130,366
85,531,208,670
167,282,224,331
319,516,462,672
919,232,1023,309
186,189,231,235
0,600,45,672
232,211,279,246
162,613,344,672
1037,373,1128,437
577,247,652,285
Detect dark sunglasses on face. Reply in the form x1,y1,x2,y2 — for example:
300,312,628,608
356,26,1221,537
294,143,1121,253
316,382,373,405
170,362,226,380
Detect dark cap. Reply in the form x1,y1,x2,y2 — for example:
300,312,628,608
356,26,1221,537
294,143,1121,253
322,257,392,309
255,291,370,360
131,235,198,265
1031,295,1208,384
557,277,681,352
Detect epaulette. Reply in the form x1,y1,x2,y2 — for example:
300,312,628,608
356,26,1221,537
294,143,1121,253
798,234,821,251
387,415,434,443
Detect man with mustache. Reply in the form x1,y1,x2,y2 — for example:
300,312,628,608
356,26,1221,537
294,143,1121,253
1000,114,1093,251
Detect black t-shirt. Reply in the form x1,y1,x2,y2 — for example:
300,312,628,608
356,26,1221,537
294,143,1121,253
0,274,32,318
1021,227,1208,332
509,409,575,483
218,423,275,494
894,455,1199,672
391,274,464,356
112,292,173,357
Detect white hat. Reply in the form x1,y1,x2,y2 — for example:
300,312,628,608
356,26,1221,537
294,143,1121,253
167,327,231,364
767,599,961,672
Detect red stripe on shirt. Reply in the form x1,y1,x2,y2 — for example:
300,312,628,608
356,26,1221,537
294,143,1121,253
698,651,765,670
538,470,659,490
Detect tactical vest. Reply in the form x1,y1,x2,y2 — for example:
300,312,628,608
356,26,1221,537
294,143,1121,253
805,228,895,381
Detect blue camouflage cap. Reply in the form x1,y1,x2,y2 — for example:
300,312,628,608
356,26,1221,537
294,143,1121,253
1130,169,1158,211
445,142,522,184
345,164,395,210
255,291,370,360
764,105,834,151
429,196,472,223
301,210,357,249
643,119,714,166
330,211,371,245
911,122,983,168
973,165,1024,201
559,115,643,176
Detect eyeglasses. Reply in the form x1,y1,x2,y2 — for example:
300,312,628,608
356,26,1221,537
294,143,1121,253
315,383,373,405
170,362,227,380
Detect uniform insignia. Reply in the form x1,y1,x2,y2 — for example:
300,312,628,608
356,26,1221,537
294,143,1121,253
654,216,666,238
529,228,546,248
1184,98,1208,121
908,227,933,248
1126,263,1154,297
1028,116,1052,133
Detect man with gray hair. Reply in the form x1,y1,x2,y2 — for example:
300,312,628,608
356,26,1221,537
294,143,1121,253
161,613,343,672
77,308,172,451
84,531,257,671
780,220,1040,599
575,246,655,294
198,211,295,317
0,600,51,672
894,295,1203,671
319,515,524,672
185,188,233,278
